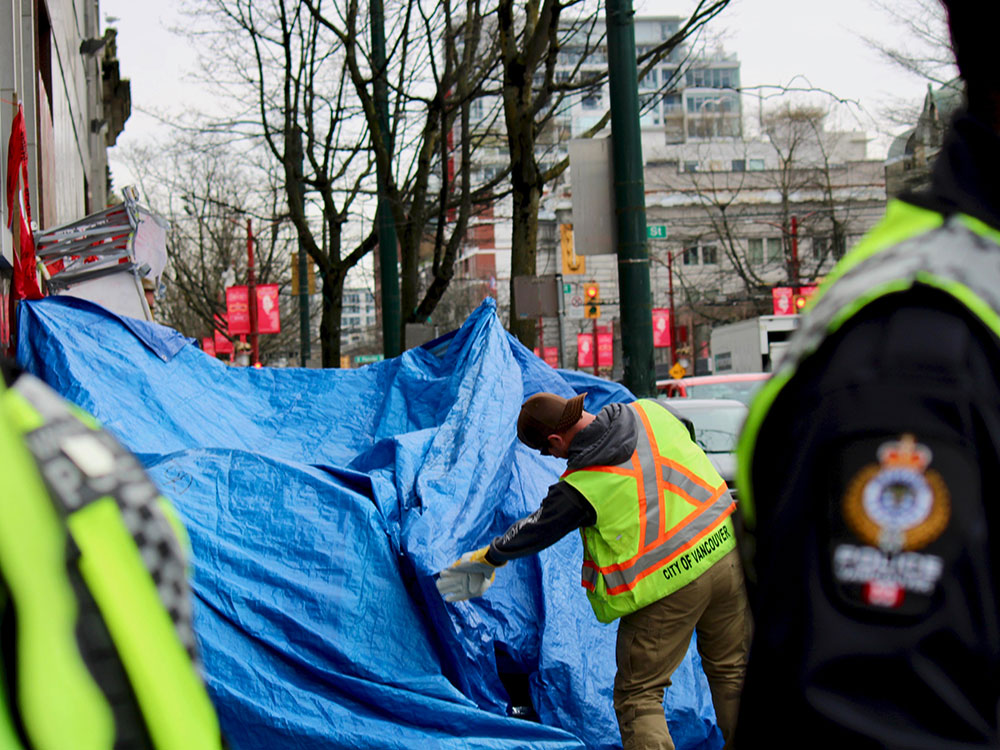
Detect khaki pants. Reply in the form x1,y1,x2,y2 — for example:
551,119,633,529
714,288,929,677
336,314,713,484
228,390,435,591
613,548,751,750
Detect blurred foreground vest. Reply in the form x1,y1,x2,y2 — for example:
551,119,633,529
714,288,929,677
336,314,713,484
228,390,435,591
739,200,1000,525
563,399,736,623
0,372,222,750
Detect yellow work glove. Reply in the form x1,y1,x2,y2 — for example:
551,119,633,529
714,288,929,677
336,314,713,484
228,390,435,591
435,546,505,602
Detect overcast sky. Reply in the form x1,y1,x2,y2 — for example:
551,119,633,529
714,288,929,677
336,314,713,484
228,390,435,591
101,0,950,190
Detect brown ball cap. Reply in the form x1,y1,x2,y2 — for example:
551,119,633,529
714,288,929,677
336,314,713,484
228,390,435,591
517,392,587,454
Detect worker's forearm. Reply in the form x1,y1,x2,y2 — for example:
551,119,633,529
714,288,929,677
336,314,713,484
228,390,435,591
486,484,595,564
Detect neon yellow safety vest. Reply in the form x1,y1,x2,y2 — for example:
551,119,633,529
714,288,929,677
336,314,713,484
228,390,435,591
0,372,222,750
563,399,737,623
738,200,1000,528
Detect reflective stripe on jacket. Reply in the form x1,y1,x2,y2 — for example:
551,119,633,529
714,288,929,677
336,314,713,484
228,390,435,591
0,373,222,749
738,200,1000,528
563,399,736,623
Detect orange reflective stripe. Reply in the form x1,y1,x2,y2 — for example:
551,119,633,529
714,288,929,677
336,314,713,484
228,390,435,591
601,498,735,594
633,403,715,494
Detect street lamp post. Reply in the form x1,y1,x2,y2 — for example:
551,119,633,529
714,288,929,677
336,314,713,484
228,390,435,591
245,218,259,365
665,247,686,367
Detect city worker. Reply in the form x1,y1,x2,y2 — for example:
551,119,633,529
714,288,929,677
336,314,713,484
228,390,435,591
0,358,224,749
735,1,1000,745
437,392,750,750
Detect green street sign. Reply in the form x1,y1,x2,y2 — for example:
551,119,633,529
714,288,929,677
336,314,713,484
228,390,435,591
563,283,572,294
646,225,668,239
354,354,384,364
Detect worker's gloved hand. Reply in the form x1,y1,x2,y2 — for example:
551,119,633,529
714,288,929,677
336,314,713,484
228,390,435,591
435,546,505,602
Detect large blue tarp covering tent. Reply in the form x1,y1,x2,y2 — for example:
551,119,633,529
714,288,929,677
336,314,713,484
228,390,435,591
17,295,722,750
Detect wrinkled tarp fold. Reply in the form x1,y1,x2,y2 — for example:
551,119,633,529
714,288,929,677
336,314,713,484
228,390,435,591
18,296,722,750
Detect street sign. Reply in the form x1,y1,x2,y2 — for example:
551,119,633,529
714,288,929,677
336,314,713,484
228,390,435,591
514,274,560,318
560,224,585,275
355,354,384,364
647,225,668,239
669,362,686,379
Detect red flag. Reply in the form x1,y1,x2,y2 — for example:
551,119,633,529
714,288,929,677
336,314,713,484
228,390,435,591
6,104,42,300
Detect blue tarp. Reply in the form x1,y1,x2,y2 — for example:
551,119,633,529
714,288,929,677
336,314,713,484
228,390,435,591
18,295,722,750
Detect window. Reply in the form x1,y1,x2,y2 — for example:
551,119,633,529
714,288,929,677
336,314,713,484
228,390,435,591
748,158,765,171
662,94,682,113
582,93,602,109
639,93,661,124
812,235,829,260
686,92,737,114
748,238,763,265
731,159,745,172
767,237,784,263
683,160,699,173
640,68,657,89
683,246,700,265
701,245,718,264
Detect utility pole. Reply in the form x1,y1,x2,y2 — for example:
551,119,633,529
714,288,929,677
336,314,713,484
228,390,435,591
371,0,401,358
293,126,311,367
605,0,655,397
246,218,259,366
790,214,800,287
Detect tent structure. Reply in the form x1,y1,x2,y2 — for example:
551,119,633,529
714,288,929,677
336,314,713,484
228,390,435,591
17,296,722,750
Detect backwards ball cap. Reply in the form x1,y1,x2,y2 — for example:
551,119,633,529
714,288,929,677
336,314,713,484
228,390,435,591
517,392,587,455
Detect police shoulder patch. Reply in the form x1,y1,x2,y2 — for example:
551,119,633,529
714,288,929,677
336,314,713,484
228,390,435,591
842,434,950,553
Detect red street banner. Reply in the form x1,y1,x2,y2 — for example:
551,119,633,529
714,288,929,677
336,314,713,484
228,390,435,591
226,286,251,335
214,314,234,354
597,332,613,367
577,334,594,368
772,286,795,316
227,284,280,334
533,346,559,368
577,333,613,368
6,103,42,300
652,308,671,348
201,337,216,356
256,284,280,334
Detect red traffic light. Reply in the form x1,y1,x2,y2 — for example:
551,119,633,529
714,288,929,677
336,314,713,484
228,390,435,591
584,283,599,302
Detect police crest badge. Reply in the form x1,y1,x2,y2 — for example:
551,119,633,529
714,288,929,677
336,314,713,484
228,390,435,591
843,434,950,553
833,434,951,610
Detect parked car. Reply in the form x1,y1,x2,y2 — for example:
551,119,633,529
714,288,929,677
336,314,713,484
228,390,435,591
658,398,748,491
656,372,769,405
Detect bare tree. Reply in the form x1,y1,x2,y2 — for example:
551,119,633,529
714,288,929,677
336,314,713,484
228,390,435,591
304,0,505,335
496,0,732,347
182,0,377,367
862,0,958,127
650,104,886,322
119,136,303,361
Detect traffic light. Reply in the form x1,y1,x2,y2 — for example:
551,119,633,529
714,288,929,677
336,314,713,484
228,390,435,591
793,284,818,312
584,282,600,318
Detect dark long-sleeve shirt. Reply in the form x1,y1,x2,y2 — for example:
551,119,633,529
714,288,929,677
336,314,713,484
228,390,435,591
486,402,639,565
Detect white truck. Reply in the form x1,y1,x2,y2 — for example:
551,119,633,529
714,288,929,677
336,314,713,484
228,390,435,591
709,315,801,373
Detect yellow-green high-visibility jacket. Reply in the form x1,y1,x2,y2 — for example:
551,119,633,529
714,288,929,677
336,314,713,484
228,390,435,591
0,372,222,750
738,200,1000,528
563,399,737,623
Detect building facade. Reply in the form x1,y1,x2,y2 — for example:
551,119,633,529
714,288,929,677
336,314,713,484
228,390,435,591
1,0,129,339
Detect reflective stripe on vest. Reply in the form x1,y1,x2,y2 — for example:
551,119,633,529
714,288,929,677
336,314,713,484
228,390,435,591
567,400,736,621
738,201,1000,528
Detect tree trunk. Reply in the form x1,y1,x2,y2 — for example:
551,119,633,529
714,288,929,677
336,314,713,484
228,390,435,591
508,178,541,348
319,269,345,368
